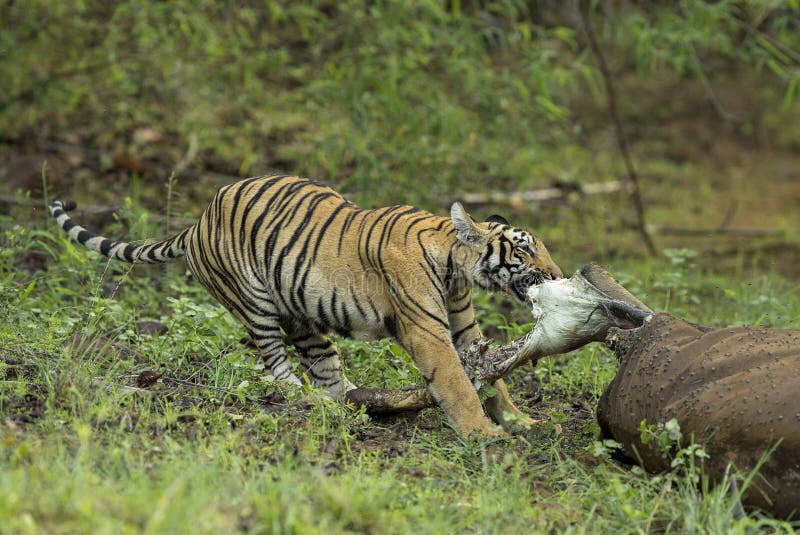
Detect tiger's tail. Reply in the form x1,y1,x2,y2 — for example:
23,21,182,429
49,200,192,264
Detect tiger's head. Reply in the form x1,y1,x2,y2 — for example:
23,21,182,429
451,202,563,302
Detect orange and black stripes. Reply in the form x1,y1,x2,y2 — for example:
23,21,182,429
49,200,192,264
50,175,562,434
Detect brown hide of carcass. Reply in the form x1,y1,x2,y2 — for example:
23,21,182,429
597,313,800,519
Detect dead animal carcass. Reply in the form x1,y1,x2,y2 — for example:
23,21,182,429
468,264,800,518
598,313,800,519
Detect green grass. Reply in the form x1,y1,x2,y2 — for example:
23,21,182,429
1,223,798,533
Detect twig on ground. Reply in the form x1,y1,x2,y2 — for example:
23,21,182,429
645,224,788,237
459,180,630,206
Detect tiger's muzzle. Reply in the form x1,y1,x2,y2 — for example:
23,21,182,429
512,270,556,302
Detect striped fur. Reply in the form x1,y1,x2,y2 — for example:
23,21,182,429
50,175,562,435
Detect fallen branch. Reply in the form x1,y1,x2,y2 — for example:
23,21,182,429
645,224,789,237
344,386,435,413
459,180,630,206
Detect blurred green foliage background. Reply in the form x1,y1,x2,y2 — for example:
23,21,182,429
3,0,799,268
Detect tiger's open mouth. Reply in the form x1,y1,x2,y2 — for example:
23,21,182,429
513,275,540,303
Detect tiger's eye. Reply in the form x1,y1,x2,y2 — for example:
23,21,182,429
515,243,533,256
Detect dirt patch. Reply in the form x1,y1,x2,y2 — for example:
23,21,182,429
0,353,47,426
704,241,800,280
0,151,72,196
13,249,52,273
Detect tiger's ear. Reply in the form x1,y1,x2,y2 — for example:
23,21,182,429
485,214,509,225
451,202,487,247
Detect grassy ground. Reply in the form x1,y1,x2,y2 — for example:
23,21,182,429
1,221,798,533
2,2,800,533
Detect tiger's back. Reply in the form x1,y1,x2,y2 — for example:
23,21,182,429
188,175,449,342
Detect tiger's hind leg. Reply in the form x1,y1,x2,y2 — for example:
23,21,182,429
290,331,357,400
240,301,304,388
185,251,303,389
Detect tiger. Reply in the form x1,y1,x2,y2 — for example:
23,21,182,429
49,175,562,436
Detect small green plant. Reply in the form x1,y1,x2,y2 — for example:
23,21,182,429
653,248,701,312
590,437,624,459
640,418,709,480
